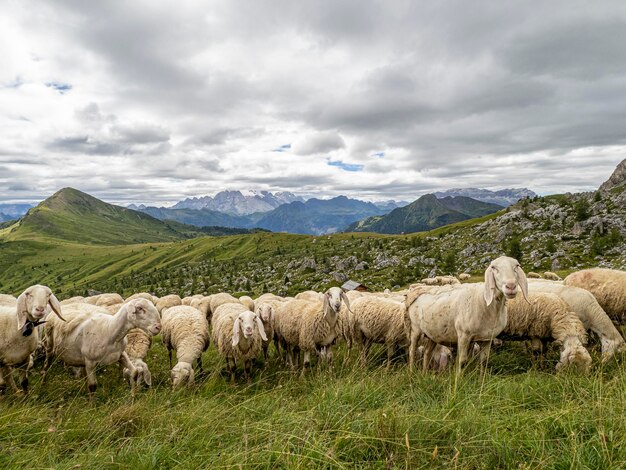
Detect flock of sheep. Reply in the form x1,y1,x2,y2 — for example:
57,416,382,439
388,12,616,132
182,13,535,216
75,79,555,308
0,257,625,399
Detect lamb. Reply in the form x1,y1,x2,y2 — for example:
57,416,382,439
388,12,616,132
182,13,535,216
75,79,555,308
161,306,210,388
274,287,351,370
564,268,626,325
529,280,625,359
0,285,65,394
239,295,255,311
502,292,591,372
43,298,161,397
406,256,529,372
543,272,562,281
155,294,182,313
96,293,124,307
527,272,542,279
211,304,266,382
458,273,471,281
350,296,408,368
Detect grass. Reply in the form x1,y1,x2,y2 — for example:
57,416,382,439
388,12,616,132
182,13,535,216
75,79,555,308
2,341,626,468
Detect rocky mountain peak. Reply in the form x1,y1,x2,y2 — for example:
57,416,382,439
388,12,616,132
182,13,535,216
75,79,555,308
599,158,626,192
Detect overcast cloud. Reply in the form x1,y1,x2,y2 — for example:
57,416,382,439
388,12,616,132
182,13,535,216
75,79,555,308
1,0,625,205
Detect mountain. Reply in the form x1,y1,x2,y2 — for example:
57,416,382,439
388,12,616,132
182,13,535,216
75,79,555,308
172,190,306,215
0,203,34,221
599,158,626,192
5,188,193,245
372,200,410,211
252,196,389,235
137,206,251,228
346,194,503,234
433,188,536,207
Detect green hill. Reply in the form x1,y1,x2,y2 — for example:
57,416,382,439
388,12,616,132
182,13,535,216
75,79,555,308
346,194,502,234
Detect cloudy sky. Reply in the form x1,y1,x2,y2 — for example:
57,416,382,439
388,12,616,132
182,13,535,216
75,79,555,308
1,0,626,205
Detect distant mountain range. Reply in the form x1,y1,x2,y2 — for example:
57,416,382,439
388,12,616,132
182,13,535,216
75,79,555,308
0,203,34,222
167,190,305,215
346,194,503,234
433,188,536,207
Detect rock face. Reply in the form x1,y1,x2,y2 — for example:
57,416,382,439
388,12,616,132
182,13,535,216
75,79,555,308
600,158,626,192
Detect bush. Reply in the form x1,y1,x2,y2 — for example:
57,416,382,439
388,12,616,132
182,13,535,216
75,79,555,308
503,236,523,261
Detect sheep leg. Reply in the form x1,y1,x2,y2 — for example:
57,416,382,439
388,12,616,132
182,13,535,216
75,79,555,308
263,344,269,362
197,356,204,374
301,350,311,376
84,360,98,401
529,338,546,369
456,334,472,375
118,352,137,396
408,330,421,372
16,362,29,394
244,360,252,383
386,343,395,370
421,339,437,372
476,341,492,372
0,367,6,395
273,337,282,362
1,366,19,393
227,357,236,384
168,348,173,369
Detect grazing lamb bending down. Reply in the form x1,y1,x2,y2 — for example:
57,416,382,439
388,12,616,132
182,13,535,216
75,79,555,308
527,272,542,279
44,299,161,397
407,256,529,372
161,306,210,388
0,285,65,394
564,268,626,325
212,304,266,382
350,296,408,368
458,273,471,281
543,272,562,281
503,292,592,372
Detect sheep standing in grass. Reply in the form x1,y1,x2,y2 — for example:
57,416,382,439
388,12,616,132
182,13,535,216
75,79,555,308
527,272,542,279
0,285,65,394
161,306,210,388
407,256,529,372
529,280,625,360
458,273,471,281
255,301,280,360
350,296,408,368
543,272,562,281
43,299,161,397
212,304,266,382
503,292,592,372
239,296,255,311
275,287,351,371
156,294,182,314
564,268,626,325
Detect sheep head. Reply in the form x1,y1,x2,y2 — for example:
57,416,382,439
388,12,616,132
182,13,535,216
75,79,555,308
323,287,352,318
16,284,66,334
232,310,267,347
125,299,161,335
484,256,529,306
255,303,273,324
171,361,194,389
556,337,592,373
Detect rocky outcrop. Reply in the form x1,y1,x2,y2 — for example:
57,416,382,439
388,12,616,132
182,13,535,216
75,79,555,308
600,158,626,192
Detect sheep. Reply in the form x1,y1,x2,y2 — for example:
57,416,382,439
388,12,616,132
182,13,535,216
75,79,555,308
417,343,453,371
211,305,266,382
543,272,562,281
182,294,203,306
295,290,324,302
239,295,255,311
155,294,182,313
502,292,591,372
125,292,155,302
256,293,285,303
60,295,85,305
82,295,101,305
123,358,152,388
527,272,542,279
274,287,351,371
458,273,471,281
0,294,17,307
161,306,210,388
420,278,439,286
96,293,124,307
255,301,280,360
436,276,461,285
529,280,625,360
190,296,212,319
43,298,161,397
406,256,529,373
564,268,626,325
0,285,65,394
209,293,241,317
350,296,408,368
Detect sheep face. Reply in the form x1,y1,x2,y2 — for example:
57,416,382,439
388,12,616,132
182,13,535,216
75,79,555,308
256,304,272,323
171,362,194,388
232,310,267,346
556,338,592,373
124,359,152,387
126,299,162,335
16,284,66,333
484,256,529,306
323,287,351,317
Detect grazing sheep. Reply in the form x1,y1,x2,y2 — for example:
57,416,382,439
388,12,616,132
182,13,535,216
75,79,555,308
527,272,542,279
275,287,351,370
209,293,240,317
211,305,266,382
161,306,210,388
564,268,626,325
182,294,203,306
0,285,65,394
543,272,562,281
43,299,161,397
60,295,85,305
295,290,324,302
420,278,439,286
125,292,155,302
350,296,408,368
96,293,124,307
407,256,529,372
123,358,152,388
529,280,625,359
503,292,591,372
155,294,182,313
239,295,255,311
458,273,471,281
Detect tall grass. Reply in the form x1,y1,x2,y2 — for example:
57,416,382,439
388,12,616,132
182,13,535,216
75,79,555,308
1,341,625,468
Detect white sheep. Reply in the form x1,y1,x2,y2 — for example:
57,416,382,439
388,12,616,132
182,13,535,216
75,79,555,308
503,292,592,372
60,295,85,305
406,256,529,372
161,306,210,388
0,285,65,394
564,268,626,325
458,273,471,281
182,294,203,306
274,287,351,371
527,272,542,279
239,295,255,311
96,293,124,307
155,294,182,313
43,298,161,397
294,290,324,302
543,272,562,281
125,292,155,302
255,301,280,360
211,304,266,382
529,280,625,360
350,296,408,368
209,293,241,318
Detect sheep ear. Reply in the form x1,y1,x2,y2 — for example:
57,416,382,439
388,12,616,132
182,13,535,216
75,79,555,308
255,315,268,341
515,266,530,304
484,267,496,306
143,369,152,387
48,293,67,322
438,352,449,371
232,317,241,347
322,292,331,316
16,292,28,330
340,291,352,313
